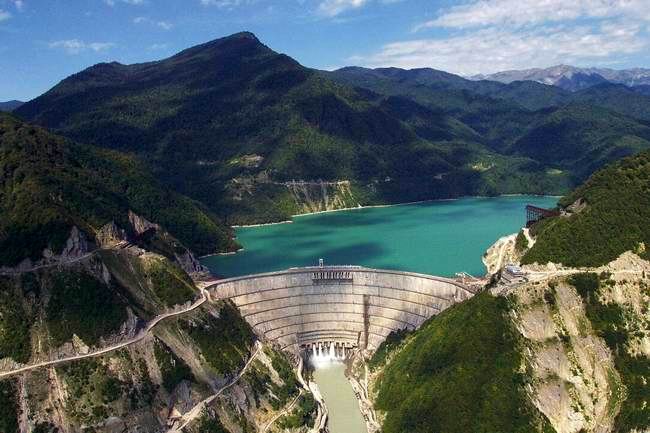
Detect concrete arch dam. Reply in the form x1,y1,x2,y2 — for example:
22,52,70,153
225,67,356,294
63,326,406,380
207,266,476,353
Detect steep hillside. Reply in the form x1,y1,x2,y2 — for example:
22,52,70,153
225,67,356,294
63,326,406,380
0,115,312,432
523,149,650,267
369,292,555,433
0,297,314,433
369,258,649,433
0,113,235,264
571,83,650,121
327,66,571,111
510,104,650,181
328,67,650,177
506,267,649,433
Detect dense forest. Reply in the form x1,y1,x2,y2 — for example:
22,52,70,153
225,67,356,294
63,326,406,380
523,149,650,267
0,113,235,266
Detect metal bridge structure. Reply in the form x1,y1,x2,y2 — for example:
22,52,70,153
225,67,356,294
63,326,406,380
525,205,559,227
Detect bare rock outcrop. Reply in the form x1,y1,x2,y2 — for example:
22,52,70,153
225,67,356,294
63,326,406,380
128,210,160,235
96,221,128,247
175,249,209,277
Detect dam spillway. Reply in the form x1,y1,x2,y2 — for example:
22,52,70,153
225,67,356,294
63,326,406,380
206,266,476,353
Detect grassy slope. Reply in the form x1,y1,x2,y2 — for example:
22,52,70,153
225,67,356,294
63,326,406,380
373,292,553,433
523,150,650,267
0,113,234,266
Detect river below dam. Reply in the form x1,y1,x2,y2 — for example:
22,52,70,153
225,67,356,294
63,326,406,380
313,362,367,433
202,195,557,278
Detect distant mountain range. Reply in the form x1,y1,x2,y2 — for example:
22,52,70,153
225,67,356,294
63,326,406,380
0,100,24,112
14,33,650,227
472,64,650,92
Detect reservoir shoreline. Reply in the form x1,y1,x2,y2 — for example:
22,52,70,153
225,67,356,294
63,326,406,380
223,194,561,231
201,195,558,278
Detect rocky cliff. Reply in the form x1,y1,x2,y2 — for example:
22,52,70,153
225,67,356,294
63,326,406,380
365,247,649,433
1,304,315,433
283,180,361,214
0,214,313,433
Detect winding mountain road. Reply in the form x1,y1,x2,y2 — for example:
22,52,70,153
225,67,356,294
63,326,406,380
262,390,304,433
167,342,262,433
0,289,210,380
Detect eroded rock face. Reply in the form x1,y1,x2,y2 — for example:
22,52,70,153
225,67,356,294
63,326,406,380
175,249,209,277
40,226,91,263
60,226,91,259
96,221,128,247
512,280,620,433
128,210,160,236
284,180,360,214
1,226,94,273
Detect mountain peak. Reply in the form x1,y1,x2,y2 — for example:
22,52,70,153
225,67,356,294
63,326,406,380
203,31,261,47
227,31,259,40
167,30,268,63
476,64,650,91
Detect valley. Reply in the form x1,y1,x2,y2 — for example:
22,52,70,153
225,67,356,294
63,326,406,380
1,21,649,433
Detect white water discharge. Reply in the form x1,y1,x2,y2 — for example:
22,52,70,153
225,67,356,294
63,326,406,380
309,343,367,433
310,342,347,367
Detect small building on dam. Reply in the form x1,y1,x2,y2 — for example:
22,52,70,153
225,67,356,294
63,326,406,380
206,266,477,354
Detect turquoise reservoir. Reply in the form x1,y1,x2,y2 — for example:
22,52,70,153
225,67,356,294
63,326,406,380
201,196,557,278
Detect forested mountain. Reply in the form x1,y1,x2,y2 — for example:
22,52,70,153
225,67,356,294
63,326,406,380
0,113,234,265
328,66,650,178
15,33,650,226
523,149,650,267
634,85,650,96
328,65,650,119
510,104,650,179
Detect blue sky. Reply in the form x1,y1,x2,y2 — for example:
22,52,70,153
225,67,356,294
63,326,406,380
1,0,650,101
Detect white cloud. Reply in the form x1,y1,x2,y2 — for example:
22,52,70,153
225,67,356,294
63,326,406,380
317,0,369,17
48,39,115,55
149,43,168,50
157,20,173,30
133,16,173,29
10,0,24,11
416,0,650,31
200,0,250,7
347,0,650,75
352,22,647,75
316,0,404,18
0,9,10,21
104,0,145,6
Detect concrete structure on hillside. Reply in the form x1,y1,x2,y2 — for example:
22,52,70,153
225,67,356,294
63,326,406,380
206,266,476,354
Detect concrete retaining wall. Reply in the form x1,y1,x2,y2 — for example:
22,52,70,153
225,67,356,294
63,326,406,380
207,267,475,352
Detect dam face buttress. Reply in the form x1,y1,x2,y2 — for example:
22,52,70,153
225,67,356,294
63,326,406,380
207,266,476,353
